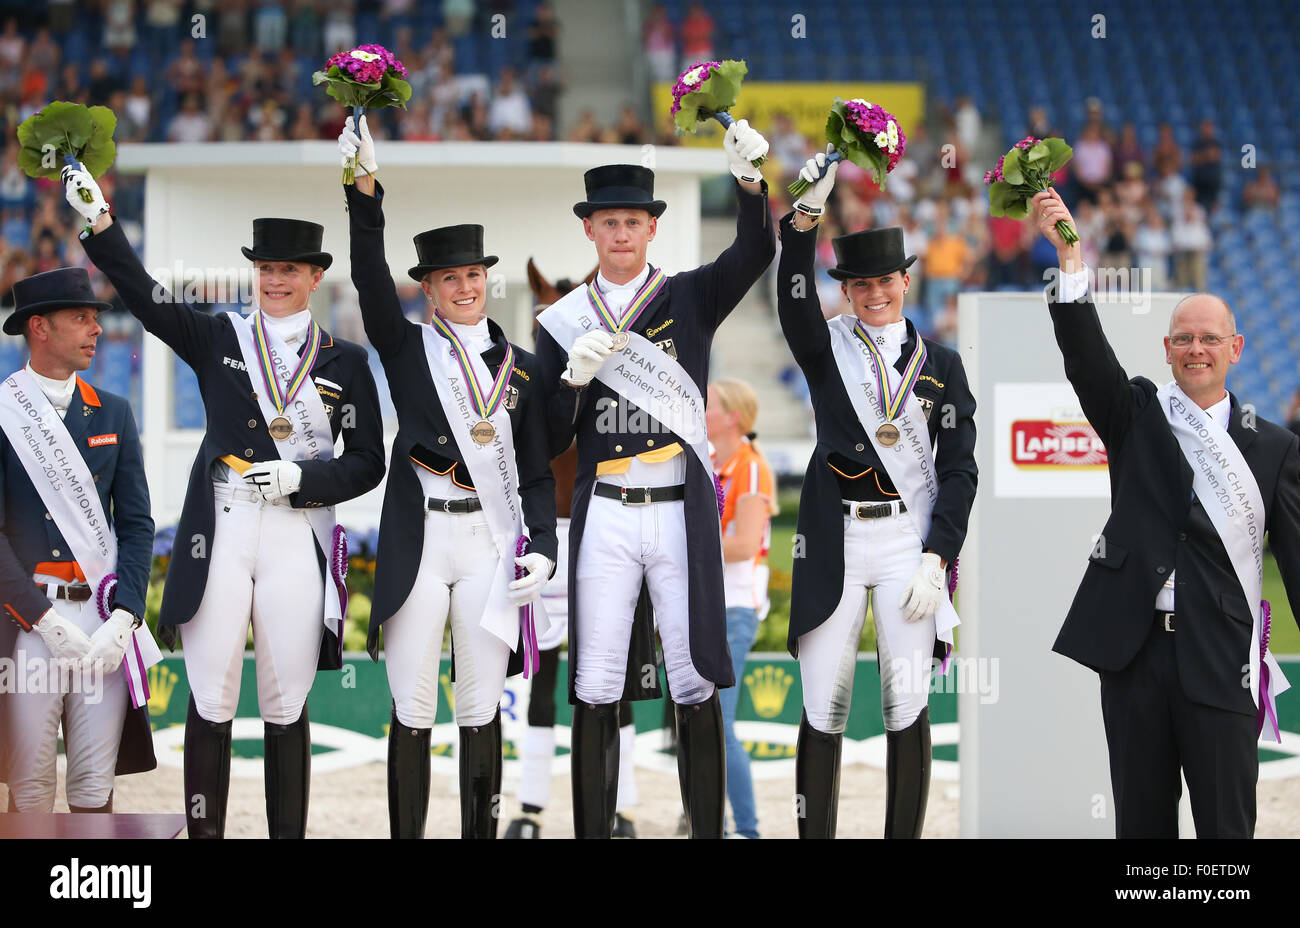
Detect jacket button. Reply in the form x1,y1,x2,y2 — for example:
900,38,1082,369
614,444,623,452
1177,532,1187,542
244,448,254,457
855,443,865,451
44,512,51,520
248,419,257,428
437,436,447,445
93,475,99,482
1156,566,1167,575
646,439,654,447
51,548,61,558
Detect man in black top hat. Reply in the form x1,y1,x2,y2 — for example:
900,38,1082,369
0,266,157,812
534,118,775,837
777,152,977,838
63,165,385,838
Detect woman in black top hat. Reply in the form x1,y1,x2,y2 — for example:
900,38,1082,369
63,165,386,838
339,116,557,838
777,153,977,838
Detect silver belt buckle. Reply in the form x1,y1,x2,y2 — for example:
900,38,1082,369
443,499,456,513
1164,613,1175,632
620,486,651,506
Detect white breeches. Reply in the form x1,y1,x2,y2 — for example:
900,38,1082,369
5,584,128,810
182,482,324,726
383,470,512,729
797,508,936,734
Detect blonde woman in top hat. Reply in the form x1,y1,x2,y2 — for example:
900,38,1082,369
63,166,386,838
339,116,557,839
777,151,977,838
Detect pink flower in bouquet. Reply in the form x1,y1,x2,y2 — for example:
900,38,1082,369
670,60,723,116
843,99,907,171
984,154,1006,185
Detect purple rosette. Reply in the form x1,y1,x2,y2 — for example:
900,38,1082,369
516,535,540,679
331,525,349,664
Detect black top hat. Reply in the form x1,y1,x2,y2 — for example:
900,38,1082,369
241,218,333,270
572,164,667,219
4,267,113,336
826,227,917,281
407,225,499,282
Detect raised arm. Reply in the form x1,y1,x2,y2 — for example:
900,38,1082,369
341,117,410,357
775,212,832,367
1035,189,1139,450
66,169,219,368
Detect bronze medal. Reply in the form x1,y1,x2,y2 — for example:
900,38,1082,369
610,332,630,351
876,423,900,447
269,416,293,441
470,420,496,445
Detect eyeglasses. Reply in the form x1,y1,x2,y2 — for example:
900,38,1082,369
1168,333,1236,348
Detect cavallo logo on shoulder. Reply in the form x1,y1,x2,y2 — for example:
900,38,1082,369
1011,419,1107,469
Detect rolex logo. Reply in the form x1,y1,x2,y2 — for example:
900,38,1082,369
744,665,794,719
439,672,455,714
147,665,179,716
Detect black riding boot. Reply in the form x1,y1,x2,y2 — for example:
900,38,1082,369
388,705,432,838
459,708,503,838
183,696,231,839
570,701,620,838
674,692,725,839
795,711,842,839
884,706,931,839
264,705,311,839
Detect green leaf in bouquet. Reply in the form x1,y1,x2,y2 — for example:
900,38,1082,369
377,74,412,109
987,181,1029,218
1040,137,1074,173
16,101,118,180
674,59,748,132
1001,148,1024,186
825,100,851,150
1024,141,1050,166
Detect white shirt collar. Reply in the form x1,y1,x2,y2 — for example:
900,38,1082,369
26,362,77,415
862,319,908,365
1205,391,1232,429
258,307,313,348
596,263,650,295
449,316,492,352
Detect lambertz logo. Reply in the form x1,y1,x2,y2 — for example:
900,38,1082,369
1011,419,1107,469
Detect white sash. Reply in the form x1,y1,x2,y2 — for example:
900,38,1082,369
827,315,959,647
227,313,345,643
1158,380,1288,741
419,323,548,648
538,284,712,481
0,370,161,706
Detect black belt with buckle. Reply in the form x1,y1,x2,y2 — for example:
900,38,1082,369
46,582,92,603
842,500,908,520
1155,610,1175,632
426,497,483,514
594,483,686,506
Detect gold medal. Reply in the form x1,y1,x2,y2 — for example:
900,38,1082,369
610,332,630,351
470,420,496,445
269,416,294,441
876,423,900,447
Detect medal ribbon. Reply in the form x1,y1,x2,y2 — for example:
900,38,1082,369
853,322,927,420
253,312,322,412
429,313,515,420
585,269,667,334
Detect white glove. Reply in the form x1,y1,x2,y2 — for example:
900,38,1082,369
794,145,839,216
84,608,137,671
899,552,946,623
508,553,554,605
723,118,768,183
562,330,615,387
61,163,110,224
338,115,378,176
33,608,93,661
243,460,303,501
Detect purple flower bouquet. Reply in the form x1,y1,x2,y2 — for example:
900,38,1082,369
985,136,1079,244
789,98,906,197
670,59,766,167
312,44,411,183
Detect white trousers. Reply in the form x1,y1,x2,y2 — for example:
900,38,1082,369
573,458,713,706
182,482,324,726
5,586,128,810
383,470,512,729
516,720,639,812
798,509,936,734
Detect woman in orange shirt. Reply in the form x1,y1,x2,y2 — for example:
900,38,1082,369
707,378,777,839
